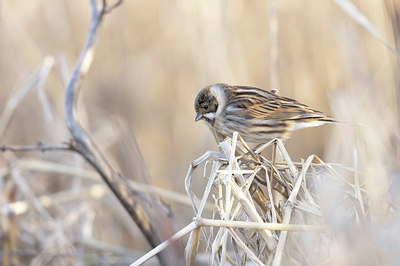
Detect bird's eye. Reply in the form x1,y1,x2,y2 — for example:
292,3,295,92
204,105,208,109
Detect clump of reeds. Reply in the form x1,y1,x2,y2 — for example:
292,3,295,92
184,132,371,265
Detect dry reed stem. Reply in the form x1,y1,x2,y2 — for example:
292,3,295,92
0,56,55,141
228,228,264,266
130,221,198,266
272,155,314,266
334,0,400,57
353,149,366,220
195,218,325,232
185,225,201,265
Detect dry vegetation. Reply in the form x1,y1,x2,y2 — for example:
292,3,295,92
183,136,363,265
0,0,399,265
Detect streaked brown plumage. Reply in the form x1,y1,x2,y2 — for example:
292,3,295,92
194,83,335,143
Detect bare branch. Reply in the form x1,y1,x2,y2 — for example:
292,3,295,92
0,143,72,153
63,1,183,265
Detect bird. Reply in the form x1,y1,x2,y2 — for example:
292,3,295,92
194,83,336,143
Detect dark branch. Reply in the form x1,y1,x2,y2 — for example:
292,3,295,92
63,1,184,265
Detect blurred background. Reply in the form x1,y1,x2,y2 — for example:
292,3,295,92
0,0,399,265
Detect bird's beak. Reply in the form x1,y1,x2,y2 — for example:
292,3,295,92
195,113,203,122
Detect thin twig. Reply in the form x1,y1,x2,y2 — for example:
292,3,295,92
104,0,123,13
0,143,72,153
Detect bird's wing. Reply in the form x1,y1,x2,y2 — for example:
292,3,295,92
227,85,334,122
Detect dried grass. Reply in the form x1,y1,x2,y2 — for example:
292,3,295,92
132,127,396,265
181,133,374,265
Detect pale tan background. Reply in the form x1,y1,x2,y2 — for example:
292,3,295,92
1,0,399,263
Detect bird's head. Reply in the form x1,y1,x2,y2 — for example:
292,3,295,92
194,85,220,124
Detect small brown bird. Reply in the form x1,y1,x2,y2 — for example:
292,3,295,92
194,83,335,143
